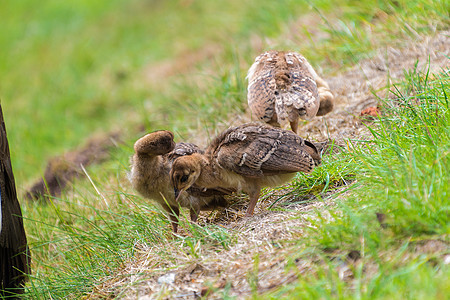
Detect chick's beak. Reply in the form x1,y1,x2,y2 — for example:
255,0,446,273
174,187,185,203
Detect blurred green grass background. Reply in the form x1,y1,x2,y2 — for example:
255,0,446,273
3,0,447,186
1,0,313,185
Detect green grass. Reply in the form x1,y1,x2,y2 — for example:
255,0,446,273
1,0,448,298
262,67,449,299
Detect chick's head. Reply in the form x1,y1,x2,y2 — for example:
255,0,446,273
170,153,203,199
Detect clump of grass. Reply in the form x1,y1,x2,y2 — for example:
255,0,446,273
23,188,234,299
271,255,450,299
266,67,449,298
356,67,449,236
23,193,165,298
263,143,356,210
309,66,449,248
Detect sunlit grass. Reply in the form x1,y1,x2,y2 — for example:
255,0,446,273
263,67,449,299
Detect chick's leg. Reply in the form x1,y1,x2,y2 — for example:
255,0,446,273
162,204,180,233
290,119,299,135
190,208,200,223
245,189,261,217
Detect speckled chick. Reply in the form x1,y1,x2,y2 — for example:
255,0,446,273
247,50,334,134
129,131,228,232
170,123,321,217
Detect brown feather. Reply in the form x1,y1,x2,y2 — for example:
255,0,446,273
211,123,317,177
247,50,334,133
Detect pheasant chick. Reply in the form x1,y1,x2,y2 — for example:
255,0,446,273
170,123,321,217
247,50,334,134
129,131,228,232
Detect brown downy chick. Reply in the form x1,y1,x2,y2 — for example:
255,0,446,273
129,131,228,233
247,50,334,134
170,123,321,217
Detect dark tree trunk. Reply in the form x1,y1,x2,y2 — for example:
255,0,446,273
0,104,31,298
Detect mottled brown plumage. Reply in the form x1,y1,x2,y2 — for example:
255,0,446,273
170,123,321,216
247,50,334,133
129,131,228,232
0,105,30,297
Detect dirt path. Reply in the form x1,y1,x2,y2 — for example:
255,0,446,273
84,30,449,299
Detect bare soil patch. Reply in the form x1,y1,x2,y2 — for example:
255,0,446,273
25,131,121,200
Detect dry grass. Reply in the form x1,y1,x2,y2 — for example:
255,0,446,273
293,30,450,143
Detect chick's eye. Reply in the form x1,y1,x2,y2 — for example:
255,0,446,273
180,175,189,183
